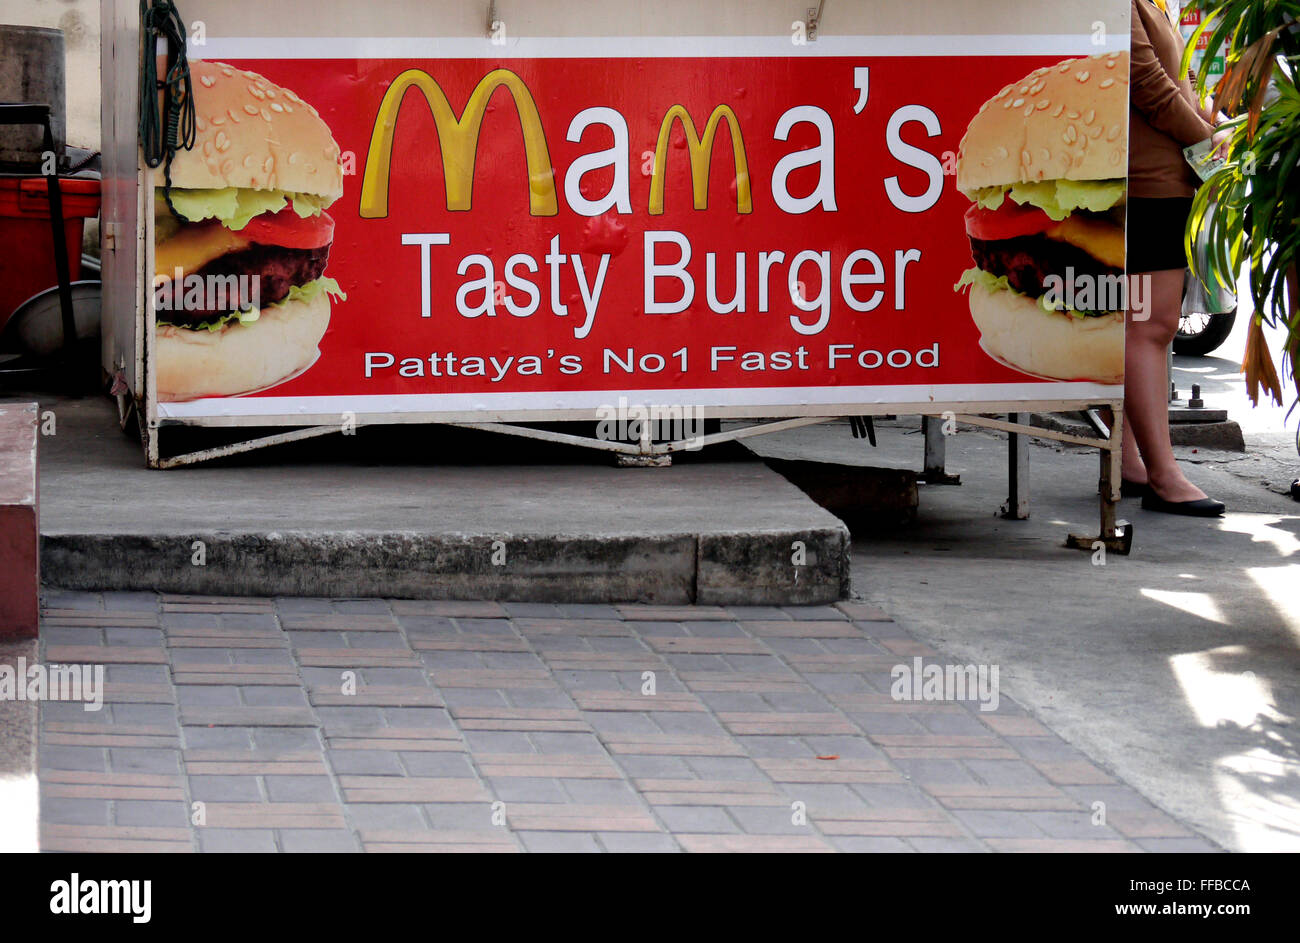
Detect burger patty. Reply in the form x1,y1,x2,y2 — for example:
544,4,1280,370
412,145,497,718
156,243,331,326
969,234,1121,310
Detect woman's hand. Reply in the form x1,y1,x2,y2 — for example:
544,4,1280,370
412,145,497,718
1211,127,1232,160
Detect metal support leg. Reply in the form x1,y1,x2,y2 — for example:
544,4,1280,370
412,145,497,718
1066,404,1132,554
143,418,159,468
1000,412,1029,519
920,415,960,485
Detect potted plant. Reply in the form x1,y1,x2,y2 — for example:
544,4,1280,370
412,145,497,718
1182,0,1299,415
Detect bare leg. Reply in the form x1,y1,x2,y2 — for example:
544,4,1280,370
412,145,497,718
1120,405,1146,482
1124,268,1208,502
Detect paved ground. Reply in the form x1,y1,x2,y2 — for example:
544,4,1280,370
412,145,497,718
0,637,38,852
739,330,1299,852
34,591,1216,853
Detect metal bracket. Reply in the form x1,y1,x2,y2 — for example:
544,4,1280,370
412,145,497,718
806,1,826,40
113,382,135,432
487,0,499,35
1082,407,1111,439
448,415,833,461
153,424,343,469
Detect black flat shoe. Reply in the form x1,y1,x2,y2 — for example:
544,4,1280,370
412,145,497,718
1120,479,1150,498
1141,492,1226,517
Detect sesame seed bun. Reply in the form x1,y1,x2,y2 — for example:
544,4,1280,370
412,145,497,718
956,52,1130,194
167,60,344,199
155,291,331,401
968,281,1123,384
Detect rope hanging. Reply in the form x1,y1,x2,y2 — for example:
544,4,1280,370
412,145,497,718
138,0,195,219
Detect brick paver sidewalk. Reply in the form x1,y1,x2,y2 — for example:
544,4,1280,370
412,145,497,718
35,593,1215,852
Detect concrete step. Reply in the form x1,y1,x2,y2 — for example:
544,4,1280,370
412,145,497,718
32,396,850,604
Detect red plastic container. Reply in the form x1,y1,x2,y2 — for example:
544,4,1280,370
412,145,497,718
0,175,101,330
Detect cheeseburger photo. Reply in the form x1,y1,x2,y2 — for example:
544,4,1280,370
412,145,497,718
955,52,1129,384
153,60,346,401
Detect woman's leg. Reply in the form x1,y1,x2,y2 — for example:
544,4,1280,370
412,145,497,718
1124,268,1208,502
1120,406,1146,483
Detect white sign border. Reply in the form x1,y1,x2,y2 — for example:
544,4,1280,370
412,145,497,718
197,34,1128,61
158,382,1122,419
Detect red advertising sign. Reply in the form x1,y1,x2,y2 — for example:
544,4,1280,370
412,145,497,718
153,40,1130,420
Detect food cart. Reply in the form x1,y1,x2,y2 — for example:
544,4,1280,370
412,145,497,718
101,0,1135,551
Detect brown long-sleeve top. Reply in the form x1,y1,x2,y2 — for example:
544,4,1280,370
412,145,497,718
1129,0,1216,198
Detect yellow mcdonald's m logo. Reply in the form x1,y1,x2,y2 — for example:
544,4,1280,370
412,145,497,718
359,68,557,218
650,104,751,215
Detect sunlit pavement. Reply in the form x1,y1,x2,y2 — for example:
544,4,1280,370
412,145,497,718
33,592,1210,853
848,490,1299,854
771,309,1299,853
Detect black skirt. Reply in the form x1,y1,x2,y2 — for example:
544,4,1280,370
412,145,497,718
1126,196,1193,272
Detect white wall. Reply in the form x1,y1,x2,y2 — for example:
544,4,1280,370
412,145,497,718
0,0,100,150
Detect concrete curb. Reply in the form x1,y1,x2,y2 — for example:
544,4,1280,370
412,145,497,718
696,528,850,605
1031,411,1246,452
41,526,851,604
1169,421,1246,451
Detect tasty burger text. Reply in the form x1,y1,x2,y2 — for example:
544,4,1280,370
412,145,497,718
363,68,941,343
397,231,928,341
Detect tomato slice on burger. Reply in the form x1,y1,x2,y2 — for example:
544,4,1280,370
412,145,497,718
240,203,335,249
964,201,1055,242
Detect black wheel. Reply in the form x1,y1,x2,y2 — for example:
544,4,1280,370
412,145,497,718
1174,307,1237,356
